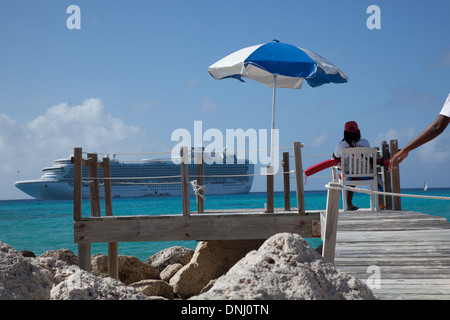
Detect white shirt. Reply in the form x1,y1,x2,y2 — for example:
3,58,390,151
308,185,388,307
333,138,370,159
439,93,450,118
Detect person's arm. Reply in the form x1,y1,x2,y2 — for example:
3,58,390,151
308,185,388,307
389,115,450,170
333,142,341,161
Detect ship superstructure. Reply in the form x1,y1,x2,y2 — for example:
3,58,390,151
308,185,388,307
15,153,254,200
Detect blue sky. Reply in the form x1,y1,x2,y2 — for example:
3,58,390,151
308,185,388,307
0,0,449,199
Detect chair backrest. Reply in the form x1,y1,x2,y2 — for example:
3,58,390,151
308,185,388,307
341,147,377,179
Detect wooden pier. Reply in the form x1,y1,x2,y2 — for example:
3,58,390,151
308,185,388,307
71,140,450,299
333,209,450,300
72,142,339,277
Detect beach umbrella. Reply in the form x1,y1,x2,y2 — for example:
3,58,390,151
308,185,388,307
208,40,349,167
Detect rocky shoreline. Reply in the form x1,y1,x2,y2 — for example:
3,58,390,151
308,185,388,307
0,233,377,300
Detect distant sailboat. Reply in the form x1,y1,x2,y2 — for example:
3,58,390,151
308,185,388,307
423,181,428,192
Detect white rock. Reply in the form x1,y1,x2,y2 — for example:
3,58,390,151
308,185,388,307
170,239,264,299
193,233,376,300
50,269,148,300
160,263,183,282
91,254,159,285
129,279,174,299
0,241,53,300
146,246,194,271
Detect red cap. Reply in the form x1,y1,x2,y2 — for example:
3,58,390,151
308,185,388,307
345,121,358,132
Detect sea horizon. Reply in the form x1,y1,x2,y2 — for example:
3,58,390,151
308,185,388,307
1,188,450,262
3,186,448,201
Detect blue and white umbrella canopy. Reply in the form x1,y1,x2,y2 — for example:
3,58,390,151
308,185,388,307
208,40,348,89
208,40,348,167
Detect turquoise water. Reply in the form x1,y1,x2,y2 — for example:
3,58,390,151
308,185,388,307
1,189,449,262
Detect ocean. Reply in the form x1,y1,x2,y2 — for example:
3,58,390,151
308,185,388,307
1,189,450,262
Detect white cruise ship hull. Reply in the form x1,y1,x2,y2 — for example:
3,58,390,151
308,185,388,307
15,155,254,200
15,179,252,200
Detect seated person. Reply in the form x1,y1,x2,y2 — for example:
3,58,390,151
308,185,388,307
333,121,370,211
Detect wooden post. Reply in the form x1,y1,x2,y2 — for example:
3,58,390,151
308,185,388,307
87,153,101,217
78,243,91,272
102,157,118,280
73,147,83,221
107,242,119,279
72,148,91,272
196,148,204,213
282,152,290,211
293,142,305,215
266,166,274,213
73,147,91,272
382,141,393,210
390,139,401,210
102,158,112,217
180,147,190,216
321,183,341,264
376,148,384,210
79,153,100,273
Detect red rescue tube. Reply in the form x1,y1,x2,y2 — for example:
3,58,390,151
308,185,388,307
305,157,390,177
304,159,340,177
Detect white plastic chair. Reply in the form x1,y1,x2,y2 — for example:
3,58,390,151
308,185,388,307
332,147,378,212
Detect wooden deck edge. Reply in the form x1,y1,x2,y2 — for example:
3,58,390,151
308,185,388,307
74,212,321,243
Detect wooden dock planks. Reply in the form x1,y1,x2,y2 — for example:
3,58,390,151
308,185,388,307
333,209,450,300
73,189,450,300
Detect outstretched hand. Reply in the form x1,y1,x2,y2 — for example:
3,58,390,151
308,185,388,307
389,149,408,170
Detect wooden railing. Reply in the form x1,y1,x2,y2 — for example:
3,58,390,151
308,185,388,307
71,140,401,277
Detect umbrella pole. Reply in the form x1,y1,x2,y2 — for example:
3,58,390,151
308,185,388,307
270,75,277,168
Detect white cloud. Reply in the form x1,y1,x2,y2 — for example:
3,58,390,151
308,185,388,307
430,47,450,69
0,114,29,173
0,98,153,199
197,98,220,112
374,128,415,147
132,99,154,115
309,131,328,148
388,86,435,108
376,127,450,165
26,98,144,152
441,48,450,67
417,137,450,164
186,78,200,93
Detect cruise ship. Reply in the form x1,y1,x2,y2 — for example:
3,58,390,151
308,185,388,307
15,152,254,200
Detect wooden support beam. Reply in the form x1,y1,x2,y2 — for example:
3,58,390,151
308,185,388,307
294,142,305,215
390,139,401,210
266,166,274,213
282,152,290,211
102,157,112,217
382,141,393,210
108,242,119,280
102,157,118,280
74,212,321,243
376,147,384,210
77,152,101,272
196,149,204,213
180,147,190,216
321,183,341,264
72,147,83,221
72,148,91,272
78,243,91,272
87,153,101,217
